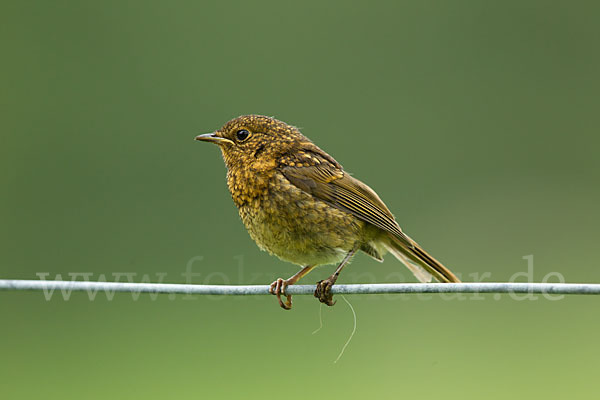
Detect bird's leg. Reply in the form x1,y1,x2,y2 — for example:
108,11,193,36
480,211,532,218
269,264,316,310
315,248,357,306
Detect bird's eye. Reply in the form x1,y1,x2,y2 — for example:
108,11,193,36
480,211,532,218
236,129,250,142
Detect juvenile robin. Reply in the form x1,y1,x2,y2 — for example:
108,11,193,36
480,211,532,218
196,115,460,310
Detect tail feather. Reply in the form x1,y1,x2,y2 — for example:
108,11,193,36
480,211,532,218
385,233,460,283
384,243,433,283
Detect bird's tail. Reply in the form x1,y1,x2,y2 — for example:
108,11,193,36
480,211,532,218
383,233,460,283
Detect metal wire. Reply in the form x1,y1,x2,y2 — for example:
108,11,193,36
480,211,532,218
1,279,599,296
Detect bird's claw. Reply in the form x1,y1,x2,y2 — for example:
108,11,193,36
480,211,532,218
269,278,293,310
314,278,337,306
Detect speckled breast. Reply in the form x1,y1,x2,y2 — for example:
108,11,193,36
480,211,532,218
235,172,363,266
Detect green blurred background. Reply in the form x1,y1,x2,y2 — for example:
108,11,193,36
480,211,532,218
1,0,599,398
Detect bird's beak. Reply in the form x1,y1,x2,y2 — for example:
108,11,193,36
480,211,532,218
195,133,234,145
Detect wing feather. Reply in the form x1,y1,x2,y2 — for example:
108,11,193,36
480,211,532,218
279,151,413,248
279,147,460,283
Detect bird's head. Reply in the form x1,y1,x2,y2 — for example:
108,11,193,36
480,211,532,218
196,115,309,171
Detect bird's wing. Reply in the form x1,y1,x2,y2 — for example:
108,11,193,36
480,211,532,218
279,151,413,248
280,148,460,283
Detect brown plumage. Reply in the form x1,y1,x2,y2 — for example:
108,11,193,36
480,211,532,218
196,115,460,310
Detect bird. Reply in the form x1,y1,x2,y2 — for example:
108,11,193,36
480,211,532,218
195,115,460,310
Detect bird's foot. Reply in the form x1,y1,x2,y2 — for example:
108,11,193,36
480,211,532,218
269,278,293,310
314,276,337,306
